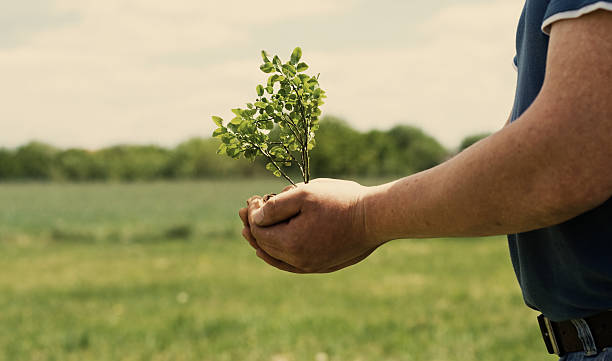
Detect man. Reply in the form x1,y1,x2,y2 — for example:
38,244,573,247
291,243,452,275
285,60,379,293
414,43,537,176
239,0,612,359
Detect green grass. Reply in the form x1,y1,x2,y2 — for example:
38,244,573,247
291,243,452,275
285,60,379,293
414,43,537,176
0,181,555,361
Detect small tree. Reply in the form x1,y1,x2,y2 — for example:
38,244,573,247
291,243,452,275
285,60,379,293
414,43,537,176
211,47,326,185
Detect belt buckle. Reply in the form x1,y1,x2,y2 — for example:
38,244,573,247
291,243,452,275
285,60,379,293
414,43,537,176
538,314,562,356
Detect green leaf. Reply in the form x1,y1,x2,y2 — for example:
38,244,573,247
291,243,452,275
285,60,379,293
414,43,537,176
212,116,223,127
290,47,302,65
231,108,242,116
273,56,282,68
244,148,257,161
265,105,274,115
282,64,296,77
284,162,292,167
261,50,270,63
212,127,227,137
262,120,274,130
221,133,233,144
260,62,274,73
227,146,241,158
265,74,278,86
298,74,309,83
308,138,316,150
266,162,277,172
216,143,227,155
265,86,274,94
296,62,309,72
230,116,242,125
256,84,264,96
227,122,238,133
273,170,281,177
254,101,266,108
238,119,249,132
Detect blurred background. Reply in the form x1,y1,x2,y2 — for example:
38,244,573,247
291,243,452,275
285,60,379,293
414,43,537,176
0,1,555,360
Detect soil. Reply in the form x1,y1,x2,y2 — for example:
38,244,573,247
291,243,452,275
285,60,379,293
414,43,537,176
263,193,276,202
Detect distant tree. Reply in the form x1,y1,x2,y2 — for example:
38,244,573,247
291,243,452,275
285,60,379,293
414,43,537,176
96,145,171,181
386,125,448,174
310,117,448,178
13,141,59,180
310,116,364,177
458,133,491,152
164,138,257,179
1,117,459,181
55,149,106,181
0,149,18,180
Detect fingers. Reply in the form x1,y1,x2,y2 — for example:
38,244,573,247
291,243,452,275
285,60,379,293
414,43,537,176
238,208,258,250
281,184,297,193
249,221,293,261
247,195,262,206
249,188,304,227
241,192,305,273
320,247,377,273
255,249,305,273
239,207,249,227
247,197,265,225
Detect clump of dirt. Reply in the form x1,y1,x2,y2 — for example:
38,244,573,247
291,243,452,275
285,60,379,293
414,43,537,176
262,193,276,202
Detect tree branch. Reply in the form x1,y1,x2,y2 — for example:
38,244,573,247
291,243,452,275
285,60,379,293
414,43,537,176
252,144,296,185
290,82,311,183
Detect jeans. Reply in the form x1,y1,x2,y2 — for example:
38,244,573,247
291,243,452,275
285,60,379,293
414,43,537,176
560,349,612,361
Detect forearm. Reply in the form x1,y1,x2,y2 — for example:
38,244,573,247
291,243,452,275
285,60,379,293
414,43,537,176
363,103,612,241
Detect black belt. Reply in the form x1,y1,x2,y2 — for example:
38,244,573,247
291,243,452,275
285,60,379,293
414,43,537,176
538,311,612,356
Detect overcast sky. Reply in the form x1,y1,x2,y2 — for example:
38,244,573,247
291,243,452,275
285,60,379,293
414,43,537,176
0,0,524,150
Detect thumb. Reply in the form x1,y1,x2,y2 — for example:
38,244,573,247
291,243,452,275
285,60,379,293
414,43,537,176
250,188,304,226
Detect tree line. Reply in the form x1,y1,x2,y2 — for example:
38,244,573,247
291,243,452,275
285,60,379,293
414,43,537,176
0,117,489,182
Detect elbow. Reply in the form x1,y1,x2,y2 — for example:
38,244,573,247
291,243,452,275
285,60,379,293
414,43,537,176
567,180,612,215
538,173,612,226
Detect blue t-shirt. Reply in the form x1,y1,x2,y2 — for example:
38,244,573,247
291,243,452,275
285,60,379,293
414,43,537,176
508,0,612,322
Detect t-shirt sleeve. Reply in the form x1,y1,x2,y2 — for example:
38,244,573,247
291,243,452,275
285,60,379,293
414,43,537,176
542,0,612,34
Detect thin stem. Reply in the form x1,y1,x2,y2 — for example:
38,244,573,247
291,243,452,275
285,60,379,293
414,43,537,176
280,112,306,181
268,142,305,179
253,117,274,126
231,121,296,185
252,144,296,186
290,82,311,183
282,144,305,179
281,113,304,144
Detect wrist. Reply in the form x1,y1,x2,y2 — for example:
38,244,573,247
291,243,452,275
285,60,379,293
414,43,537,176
359,183,392,247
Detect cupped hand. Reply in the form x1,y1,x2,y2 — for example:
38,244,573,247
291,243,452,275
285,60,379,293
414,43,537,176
238,178,381,273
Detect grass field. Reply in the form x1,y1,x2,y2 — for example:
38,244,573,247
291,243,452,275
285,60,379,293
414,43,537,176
0,181,555,361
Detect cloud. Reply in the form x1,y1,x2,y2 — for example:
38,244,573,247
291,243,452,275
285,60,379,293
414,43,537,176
308,0,524,147
0,0,78,48
0,0,352,148
0,0,523,150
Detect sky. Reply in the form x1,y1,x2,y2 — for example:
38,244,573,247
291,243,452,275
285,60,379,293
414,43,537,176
0,0,524,150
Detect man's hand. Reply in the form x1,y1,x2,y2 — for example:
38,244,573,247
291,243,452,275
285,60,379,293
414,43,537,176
239,10,612,269
238,179,381,273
